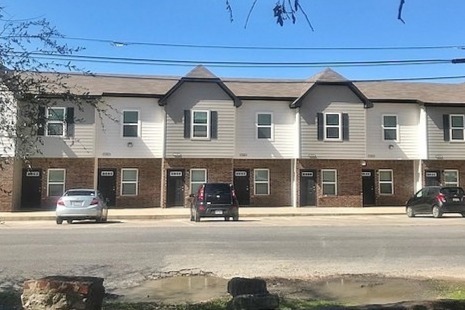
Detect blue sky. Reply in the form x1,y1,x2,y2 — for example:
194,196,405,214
3,0,465,82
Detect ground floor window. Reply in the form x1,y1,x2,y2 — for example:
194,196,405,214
321,169,337,196
190,169,207,194
121,168,138,196
47,169,65,196
443,169,459,187
254,169,269,195
379,169,393,195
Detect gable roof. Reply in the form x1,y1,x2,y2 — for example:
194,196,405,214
159,65,241,106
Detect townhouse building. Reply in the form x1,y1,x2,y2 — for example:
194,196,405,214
2,66,465,211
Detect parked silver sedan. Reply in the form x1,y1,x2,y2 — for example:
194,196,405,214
56,189,108,224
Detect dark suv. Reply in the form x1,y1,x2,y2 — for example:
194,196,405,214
190,183,239,222
406,186,465,218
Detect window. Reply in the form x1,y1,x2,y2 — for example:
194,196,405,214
254,169,269,195
383,115,398,141
256,113,273,140
191,110,210,139
47,107,66,136
123,111,139,137
48,169,65,196
450,115,465,141
321,169,337,196
443,170,459,187
317,113,349,141
121,169,138,195
379,169,393,195
190,169,207,194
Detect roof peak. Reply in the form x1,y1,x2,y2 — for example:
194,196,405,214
307,68,348,82
185,65,218,79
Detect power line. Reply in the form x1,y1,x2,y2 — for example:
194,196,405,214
8,51,456,68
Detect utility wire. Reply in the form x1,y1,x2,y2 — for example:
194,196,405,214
9,51,457,68
1,35,465,51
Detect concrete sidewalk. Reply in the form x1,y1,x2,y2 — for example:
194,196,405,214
0,206,405,221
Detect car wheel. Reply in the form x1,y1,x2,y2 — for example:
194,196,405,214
432,205,442,218
224,217,230,221
67,219,73,224
406,206,415,218
56,217,63,225
194,210,201,222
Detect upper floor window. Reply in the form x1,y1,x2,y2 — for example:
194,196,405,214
383,115,398,141
192,110,210,139
256,113,273,140
321,169,337,196
184,110,218,140
123,111,139,137
450,114,465,141
38,107,74,137
379,169,394,195
317,113,349,141
47,169,65,196
121,168,138,196
443,170,459,187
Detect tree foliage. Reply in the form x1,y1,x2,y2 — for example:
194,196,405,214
226,0,408,29
0,8,107,172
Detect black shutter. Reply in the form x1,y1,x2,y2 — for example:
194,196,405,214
317,113,324,141
211,111,218,139
443,114,450,141
342,113,349,141
38,107,46,136
184,110,191,138
66,107,75,137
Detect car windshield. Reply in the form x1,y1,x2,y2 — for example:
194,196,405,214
64,190,95,196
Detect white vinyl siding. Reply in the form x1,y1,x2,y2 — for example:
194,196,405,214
236,100,297,159
300,85,366,159
427,107,465,160
367,103,424,159
96,97,165,158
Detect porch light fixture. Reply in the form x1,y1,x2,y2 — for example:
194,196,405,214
388,144,394,150
361,160,367,167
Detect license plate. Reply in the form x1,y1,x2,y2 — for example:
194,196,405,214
214,210,223,215
72,201,83,207
453,198,460,202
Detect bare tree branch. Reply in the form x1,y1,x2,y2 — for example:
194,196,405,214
244,0,258,29
398,0,406,23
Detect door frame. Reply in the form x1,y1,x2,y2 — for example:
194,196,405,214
299,169,317,207
166,169,185,207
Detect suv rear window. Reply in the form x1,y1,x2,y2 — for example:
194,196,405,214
440,187,465,196
204,184,232,204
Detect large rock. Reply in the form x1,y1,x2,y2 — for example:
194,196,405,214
21,276,105,310
227,277,279,310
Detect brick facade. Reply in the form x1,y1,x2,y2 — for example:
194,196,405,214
99,158,162,208
423,160,465,187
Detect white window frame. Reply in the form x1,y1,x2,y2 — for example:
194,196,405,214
379,169,394,195
47,168,66,196
122,110,140,138
121,168,138,196
321,169,337,196
450,114,465,142
46,107,66,137
443,169,459,187
324,113,342,141
382,114,398,141
256,112,273,140
190,169,207,194
254,169,270,195
191,110,210,140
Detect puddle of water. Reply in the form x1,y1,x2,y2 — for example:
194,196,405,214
114,275,229,304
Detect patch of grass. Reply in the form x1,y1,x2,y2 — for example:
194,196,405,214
431,280,465,300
